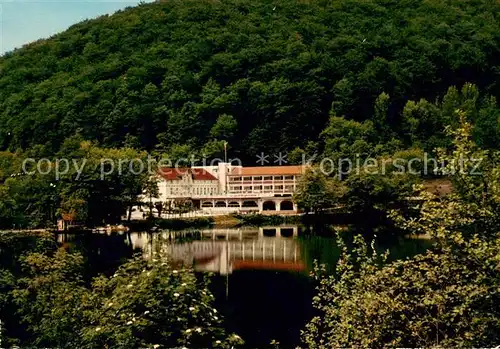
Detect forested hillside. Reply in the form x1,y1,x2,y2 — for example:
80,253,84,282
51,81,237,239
2,0,500,159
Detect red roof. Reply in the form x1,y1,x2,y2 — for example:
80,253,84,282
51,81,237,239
229,165,306,176
158,168,218,181
61,213,76,221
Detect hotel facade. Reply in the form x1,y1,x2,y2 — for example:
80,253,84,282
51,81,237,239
151,163,306,213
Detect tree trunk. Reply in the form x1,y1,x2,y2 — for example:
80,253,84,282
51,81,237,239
149,195,153,218
127,204,133,222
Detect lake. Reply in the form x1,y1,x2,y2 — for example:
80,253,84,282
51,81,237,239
56,225,432,348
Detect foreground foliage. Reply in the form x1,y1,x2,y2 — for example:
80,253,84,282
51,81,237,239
301,113,500,347
0,235,243,348
302,234,500,348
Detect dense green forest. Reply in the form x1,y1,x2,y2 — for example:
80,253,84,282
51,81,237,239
2,0,500,159
2,0,500,227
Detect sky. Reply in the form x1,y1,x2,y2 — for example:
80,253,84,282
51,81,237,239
0,0,155,54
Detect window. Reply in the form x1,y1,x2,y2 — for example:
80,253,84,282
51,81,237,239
231,177,242,181
275,185,284,190
254,185,262,190
243,176,252,181
285,185,294,192
253,176,262,181
264,185,272,190
274,176,283,180
244,186,252,191
264,176,272,181
284,175,294,180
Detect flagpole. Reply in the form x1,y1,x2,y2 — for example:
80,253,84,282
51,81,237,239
224,141,227,163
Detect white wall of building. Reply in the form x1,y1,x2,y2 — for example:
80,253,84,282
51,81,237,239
140,163,301,214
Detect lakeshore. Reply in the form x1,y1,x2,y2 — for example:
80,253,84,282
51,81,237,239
2,224,433,348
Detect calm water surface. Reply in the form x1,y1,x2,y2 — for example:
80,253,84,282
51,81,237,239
57,225,432,348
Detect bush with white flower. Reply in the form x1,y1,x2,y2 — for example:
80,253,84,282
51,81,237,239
8,247,244,348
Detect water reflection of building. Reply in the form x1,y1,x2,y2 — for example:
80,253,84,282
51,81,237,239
130,227,304,275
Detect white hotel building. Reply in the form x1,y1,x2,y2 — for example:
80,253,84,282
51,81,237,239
152,163,306,213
